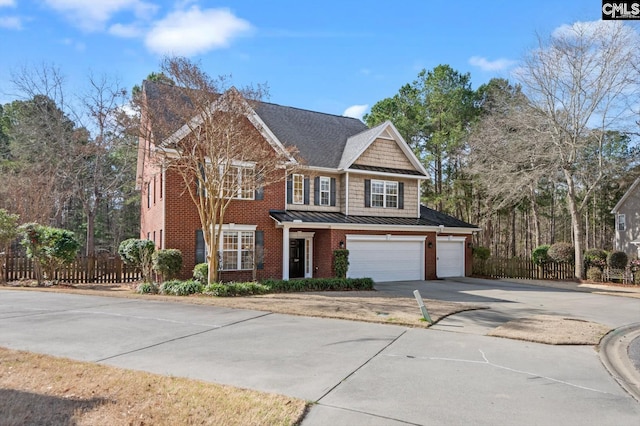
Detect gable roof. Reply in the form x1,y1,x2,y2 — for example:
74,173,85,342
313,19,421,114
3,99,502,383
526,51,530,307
611,177,640,213
339,121,428,176
142,80,426,175
253,101,368,169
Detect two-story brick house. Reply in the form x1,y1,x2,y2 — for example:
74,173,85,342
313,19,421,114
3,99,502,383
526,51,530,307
137,80,479,282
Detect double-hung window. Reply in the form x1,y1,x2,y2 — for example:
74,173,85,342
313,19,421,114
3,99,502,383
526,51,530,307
223,166,255,200
617,214,626,231
222,231,254,270
292,174,304,204
371,180,398,208
319,177,331,206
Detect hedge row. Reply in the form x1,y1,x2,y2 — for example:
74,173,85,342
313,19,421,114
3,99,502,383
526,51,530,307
137,277,374,297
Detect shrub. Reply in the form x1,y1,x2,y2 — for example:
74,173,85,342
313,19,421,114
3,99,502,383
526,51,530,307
193,263,208,284
547,242,575,264
333,249,349,278
160,279,203,296
607,251,628,269
584,248,608,270
261,277,374,293
153,249,183,280
202,282,270,297
531,245,551,266
472,246,490,261
19,223,80,285
137,282,158,294
586,267,603,282
118,238,155,283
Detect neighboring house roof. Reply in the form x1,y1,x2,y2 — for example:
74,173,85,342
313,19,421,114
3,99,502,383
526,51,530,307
142,80,427,175
611,177,640,213
269,205,478,229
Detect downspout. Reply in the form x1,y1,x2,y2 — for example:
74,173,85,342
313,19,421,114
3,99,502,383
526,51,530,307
345,172,349,216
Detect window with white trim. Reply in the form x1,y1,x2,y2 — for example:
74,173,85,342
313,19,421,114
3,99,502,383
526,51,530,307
319,176,330,206
223,166,255,200
221,231,254,270
618,214,626,231
292,174,304,204
371,180,398,208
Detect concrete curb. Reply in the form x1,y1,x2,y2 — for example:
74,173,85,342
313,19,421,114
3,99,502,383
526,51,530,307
599,322,640,402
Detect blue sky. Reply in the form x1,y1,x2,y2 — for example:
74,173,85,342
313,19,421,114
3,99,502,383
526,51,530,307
0,1,609,119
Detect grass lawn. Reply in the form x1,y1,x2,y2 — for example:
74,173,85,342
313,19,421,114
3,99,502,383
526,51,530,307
0,347,307,425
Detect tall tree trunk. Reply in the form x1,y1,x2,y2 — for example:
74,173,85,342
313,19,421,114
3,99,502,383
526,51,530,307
564,171,584,279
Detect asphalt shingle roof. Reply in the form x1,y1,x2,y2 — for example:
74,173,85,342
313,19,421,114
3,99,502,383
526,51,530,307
144,80,372,169
253,102,369,169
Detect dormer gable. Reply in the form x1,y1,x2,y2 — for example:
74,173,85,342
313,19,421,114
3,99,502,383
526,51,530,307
339,121,428,177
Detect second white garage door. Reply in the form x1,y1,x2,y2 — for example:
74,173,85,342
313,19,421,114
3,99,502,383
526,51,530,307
436,237,466,278
346,235,425,282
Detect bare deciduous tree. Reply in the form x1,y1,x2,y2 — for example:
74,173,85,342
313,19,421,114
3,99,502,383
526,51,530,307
141,57,298,283
471,22,640,278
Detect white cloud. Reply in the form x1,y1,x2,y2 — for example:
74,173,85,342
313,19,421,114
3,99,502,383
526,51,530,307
109,22,142,38
144,6,252,56
0,0,16,7
343,104,368,120
0,15,21,29
469,56,516,72
44,0,158,31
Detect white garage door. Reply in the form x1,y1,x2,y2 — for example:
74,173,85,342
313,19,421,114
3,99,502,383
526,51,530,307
436,237,465,278
347,235,425,282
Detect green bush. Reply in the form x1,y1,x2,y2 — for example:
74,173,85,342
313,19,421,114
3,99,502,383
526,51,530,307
532,245,551,266
547,242,574,264
472,246,490,261
584,248,607,270
160,279,203,296
261,277,374,293
203,281,270,297
607,251,628,269
586,267,603,282
118,238,155,283
19,223,80,285
137,282,158,294
333,249,349,278
193,263,208,284
153,249,183,280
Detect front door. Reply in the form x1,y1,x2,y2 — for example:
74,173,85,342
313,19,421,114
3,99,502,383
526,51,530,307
289,239,305,278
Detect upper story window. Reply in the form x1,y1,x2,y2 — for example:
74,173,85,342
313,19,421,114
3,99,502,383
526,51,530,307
223,166,255,200
319,177,331,206
292,174,304,204
371,180,398,208
617,214,626,231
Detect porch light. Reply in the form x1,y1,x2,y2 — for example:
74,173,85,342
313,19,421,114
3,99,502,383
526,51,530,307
339,241,344,249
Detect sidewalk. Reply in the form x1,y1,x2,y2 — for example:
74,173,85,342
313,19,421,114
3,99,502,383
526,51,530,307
496,277,640,298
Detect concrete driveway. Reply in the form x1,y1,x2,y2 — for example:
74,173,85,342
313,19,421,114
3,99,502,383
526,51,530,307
1,279,639,425
375,277,640,334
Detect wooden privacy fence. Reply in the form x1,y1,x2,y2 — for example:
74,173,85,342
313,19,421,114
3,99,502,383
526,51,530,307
473,257,575,280
2,254,141,284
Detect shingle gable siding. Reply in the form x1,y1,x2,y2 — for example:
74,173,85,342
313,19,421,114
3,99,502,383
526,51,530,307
353,137,416,171
613,188,640,256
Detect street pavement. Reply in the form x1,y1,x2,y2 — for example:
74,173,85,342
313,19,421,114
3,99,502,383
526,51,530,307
0,278,639,425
